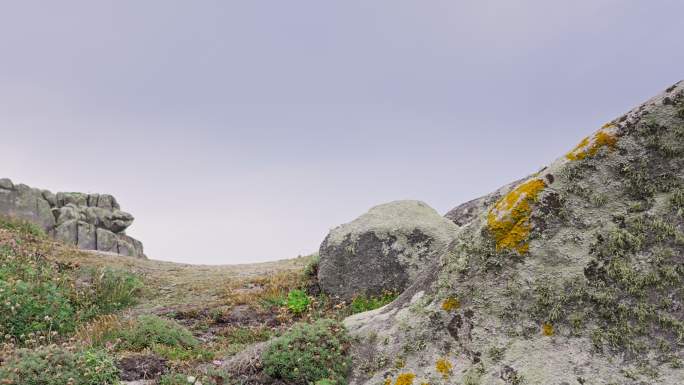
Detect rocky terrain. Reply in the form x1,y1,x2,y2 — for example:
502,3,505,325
337,81,684,384
0,179,145,257
0,81,682,385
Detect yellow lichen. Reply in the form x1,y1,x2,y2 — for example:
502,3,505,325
566,126,618,161
395,373,416,385
435,358,453,377
487,178,547,254
441,297,460,312
542,322,554,336
385,379,392,385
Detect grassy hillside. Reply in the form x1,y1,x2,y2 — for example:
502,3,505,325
0,216,392,385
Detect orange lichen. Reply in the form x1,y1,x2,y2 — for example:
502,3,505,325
441,297,460,312
395,373,416,385
566,126,618,161
435,358,453,377
542,322,554,336
487,178,547,254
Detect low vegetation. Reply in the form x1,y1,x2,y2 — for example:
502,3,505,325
262,318,352,385
0,345,119,385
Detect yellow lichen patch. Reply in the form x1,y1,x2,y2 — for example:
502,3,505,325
435,358,453,377
441,297,460,312
385,378,392,385
542,322,554,336
394,373,416,385
566,126,618,161
487,178,547,253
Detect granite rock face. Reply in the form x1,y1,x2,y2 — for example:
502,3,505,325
341,81,684,385
0,179,145,258
318,200,459,301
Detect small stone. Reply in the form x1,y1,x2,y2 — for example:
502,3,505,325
186,376,196,384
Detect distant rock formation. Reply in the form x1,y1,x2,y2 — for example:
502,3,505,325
0,178,145,258
317,200,459,301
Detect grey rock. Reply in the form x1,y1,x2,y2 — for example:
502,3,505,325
54,220,78,245
0,178,14,190
57,192,88,207
0,183,56,230
87,193,100,207
342,81,684,385
117,236,136,257
0,179,145,258
318,200,459,301
97,194,120,210
96,228,118,253
42,190,57,207
444,177,526,226
77,222,97,250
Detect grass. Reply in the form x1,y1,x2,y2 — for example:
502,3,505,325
350,292,397,314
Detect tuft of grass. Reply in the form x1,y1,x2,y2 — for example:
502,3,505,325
0,216,46,238
94,314,208,361
262,318,351,385
350,292,397,314
77,267,144,318
0,346,119,385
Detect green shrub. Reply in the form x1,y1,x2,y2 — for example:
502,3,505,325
158,372,189,385
262,318,351,385
0,346,119,385
104,314,199,351
350,292,397,314
286,289,311,314
78,267,144,316
0,247,77,339
672,189,684,215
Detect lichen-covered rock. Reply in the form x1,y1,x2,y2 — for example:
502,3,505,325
0,183,56,230
318,200,459,301
343,81,684,385
0,179,145,258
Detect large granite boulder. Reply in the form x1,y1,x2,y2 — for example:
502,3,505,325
318,200,459,301
342,81,684,385
0,179,145,258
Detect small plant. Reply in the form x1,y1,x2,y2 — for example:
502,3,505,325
97,314,201,360
672,189,684,215
286,289,311,314
0,216,46,238
81,268,143,314
350,292,397,314
158,372,190,385
262,318,351,385
0,346,119,385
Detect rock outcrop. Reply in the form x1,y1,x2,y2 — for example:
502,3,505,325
0,179,145,258
342,82,684,384
318,200,459,301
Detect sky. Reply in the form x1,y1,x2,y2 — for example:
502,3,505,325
1,1,682,264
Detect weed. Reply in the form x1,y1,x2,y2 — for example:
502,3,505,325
0,346,119,385
262,318,351,385
286,289,311,314
350,292,397,314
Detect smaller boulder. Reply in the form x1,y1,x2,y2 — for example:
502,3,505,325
318,200,459,301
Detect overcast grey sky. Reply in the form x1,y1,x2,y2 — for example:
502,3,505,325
1,1,682,264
